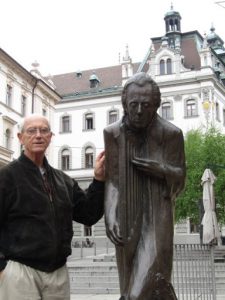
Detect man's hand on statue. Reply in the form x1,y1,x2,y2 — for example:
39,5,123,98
94,150,105,181
132,157,164,179
106,222,124,246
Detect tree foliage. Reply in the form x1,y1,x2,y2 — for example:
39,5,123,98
175,127,225,226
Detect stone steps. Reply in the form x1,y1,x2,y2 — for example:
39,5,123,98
68,249,225,296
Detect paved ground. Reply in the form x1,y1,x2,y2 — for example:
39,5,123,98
71,295,119,300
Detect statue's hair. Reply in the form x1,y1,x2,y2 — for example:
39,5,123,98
121,72,161,109
18,114,51,133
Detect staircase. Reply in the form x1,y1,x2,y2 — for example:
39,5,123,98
67,247,225,298
68,255,119,294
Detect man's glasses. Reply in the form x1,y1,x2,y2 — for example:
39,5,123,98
24,127,51,136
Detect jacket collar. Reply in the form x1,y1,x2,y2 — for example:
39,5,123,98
18,152,50,171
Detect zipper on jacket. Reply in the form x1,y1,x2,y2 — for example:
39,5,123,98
42,173,53,202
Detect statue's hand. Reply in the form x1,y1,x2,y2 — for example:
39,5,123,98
106,220,124,246
132,156,164,179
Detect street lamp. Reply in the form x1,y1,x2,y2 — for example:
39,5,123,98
202,99,212,128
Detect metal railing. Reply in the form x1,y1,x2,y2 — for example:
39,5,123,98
69,241,218,299
172,244,216,300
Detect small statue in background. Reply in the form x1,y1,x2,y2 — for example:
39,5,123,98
104,72,186,300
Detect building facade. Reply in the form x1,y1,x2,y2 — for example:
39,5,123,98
0,49,61,167
1,6,225,243
50,6,225,242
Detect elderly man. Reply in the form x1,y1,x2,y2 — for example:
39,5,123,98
0,114,105,300
104,72,186,300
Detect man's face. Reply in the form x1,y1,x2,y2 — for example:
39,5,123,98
125,83,157,129
18,117,52,157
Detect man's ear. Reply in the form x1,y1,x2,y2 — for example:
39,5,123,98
17,132,23,144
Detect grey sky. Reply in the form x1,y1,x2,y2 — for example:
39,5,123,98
1,0,224,75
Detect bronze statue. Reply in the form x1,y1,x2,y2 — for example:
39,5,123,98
104,72,186,300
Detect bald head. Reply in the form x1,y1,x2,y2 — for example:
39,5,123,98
18,114,51,133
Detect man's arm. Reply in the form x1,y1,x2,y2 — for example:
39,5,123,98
72,151,105,226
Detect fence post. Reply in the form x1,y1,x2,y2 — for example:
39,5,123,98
210,245,217,300
106,240,109,254
94,242,97,256
80,242,83,259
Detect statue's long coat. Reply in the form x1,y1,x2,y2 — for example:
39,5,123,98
104,114,186,300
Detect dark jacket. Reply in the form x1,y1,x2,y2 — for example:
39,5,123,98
0,153,104,272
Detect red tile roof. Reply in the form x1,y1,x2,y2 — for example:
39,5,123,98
51,63,140,96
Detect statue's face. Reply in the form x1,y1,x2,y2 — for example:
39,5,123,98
125,83,157,129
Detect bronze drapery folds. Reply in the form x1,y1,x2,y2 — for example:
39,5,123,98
104,72,186,300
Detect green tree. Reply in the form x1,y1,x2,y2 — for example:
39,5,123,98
175,127,225,225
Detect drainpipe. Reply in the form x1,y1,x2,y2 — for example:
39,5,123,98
31,79,38,113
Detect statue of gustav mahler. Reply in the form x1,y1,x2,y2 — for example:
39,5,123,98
104,72,186,300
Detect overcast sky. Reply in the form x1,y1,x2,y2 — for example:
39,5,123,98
1,0,225,76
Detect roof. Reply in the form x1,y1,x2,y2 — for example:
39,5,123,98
0,48,61,100
51,63,140,96
151,31,202,70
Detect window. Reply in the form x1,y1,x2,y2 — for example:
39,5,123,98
160,58,172,75
61,149,70,170
42,108,47,116
223,109,225,126
90,79,99,88
160,60,165,75
83,225,92,236
85,147,93,168
85,113,94,130
186,99,197,117
216,102,220,121
108,110,118,124
21,95,26,116
162,102,172,119
167,58,172,74
82,143,96,169
5,128,11,149
89,74,100,88
6,84,13,107
62,115,71,133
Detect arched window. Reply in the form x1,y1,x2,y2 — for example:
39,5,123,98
160,58,173,75
21,95,26,116
5,128,11,149
108,110,119,125
6,84,13,107
216,102,220,121
185,99,197,117
167,58,172,74
61,148,70,170
84,113,94,130
60,115,72,133
162,102,172,120
85,147,93,168
160,60,165,75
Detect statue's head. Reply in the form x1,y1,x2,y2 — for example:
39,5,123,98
122,72,161,129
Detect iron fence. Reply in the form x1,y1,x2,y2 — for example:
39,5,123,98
172,244,216,300
69,241,217,299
